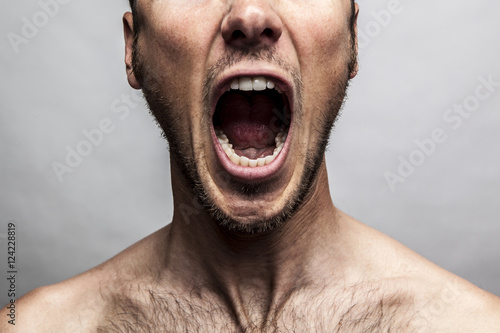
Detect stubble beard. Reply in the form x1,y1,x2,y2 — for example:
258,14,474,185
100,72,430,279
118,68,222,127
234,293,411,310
131,37,356,235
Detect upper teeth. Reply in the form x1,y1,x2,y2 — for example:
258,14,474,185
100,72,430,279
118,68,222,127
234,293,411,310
229,76,278,92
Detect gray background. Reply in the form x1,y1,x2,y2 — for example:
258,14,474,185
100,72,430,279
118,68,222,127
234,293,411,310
1,0,499,306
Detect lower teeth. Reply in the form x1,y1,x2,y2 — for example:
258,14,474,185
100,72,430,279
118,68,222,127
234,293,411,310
216,129,287,167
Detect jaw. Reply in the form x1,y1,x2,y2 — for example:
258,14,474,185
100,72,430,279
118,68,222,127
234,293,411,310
135,43,351,234
138,59,348,233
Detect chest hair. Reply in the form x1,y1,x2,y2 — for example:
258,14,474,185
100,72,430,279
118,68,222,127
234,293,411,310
96,281,422,333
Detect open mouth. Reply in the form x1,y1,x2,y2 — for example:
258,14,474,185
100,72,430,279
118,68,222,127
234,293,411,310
212,76,292,172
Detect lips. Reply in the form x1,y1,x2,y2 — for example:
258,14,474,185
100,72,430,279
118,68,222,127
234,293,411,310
210,73,293,181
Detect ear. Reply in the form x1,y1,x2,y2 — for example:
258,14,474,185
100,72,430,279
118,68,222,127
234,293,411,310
349,2,359,79
123,12,141,89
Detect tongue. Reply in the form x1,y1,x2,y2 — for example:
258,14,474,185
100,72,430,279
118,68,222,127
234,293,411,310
218,93,277,149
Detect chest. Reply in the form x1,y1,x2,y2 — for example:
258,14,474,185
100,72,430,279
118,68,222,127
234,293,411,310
97,287,419,333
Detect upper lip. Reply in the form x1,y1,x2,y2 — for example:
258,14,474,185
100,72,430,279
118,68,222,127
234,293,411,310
210,67,294,118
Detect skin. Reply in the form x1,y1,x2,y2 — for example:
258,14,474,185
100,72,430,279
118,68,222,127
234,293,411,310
2,0,500,332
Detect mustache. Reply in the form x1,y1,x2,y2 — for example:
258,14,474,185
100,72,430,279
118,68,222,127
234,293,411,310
202,46,302,107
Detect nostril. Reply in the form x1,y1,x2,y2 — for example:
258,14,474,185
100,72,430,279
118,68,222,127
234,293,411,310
262,28,274,38
232,30,246,40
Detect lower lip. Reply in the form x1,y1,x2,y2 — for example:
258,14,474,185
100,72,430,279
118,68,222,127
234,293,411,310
211,126,293,182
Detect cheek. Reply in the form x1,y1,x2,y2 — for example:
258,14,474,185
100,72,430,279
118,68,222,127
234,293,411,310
294,28,351,101
137,7,222,155
286,9,352,140
139,7,214,89
142,25,194,83
138,11,216,117
295,18,350,71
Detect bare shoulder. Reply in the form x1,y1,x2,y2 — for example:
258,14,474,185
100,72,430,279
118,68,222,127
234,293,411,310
0,276,105,332
405,271,500,332
340,211,500,332
0,226,170,332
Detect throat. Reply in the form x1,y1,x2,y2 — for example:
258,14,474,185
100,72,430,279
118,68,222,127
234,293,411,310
213,88,290,165
221,122,277,159
217,92,280,150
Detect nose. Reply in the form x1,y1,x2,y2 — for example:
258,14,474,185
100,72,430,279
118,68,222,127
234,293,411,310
221,0,283,47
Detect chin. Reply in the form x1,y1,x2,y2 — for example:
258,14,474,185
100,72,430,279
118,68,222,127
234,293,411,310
210,208,291,235
199,181,301,235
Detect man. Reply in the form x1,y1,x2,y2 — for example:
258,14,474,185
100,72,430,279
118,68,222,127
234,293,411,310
2,0,499,331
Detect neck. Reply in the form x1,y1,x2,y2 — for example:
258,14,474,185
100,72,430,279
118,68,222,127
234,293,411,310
163,159,342,322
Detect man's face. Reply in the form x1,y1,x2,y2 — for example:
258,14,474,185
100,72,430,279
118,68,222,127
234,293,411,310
125,0,357,233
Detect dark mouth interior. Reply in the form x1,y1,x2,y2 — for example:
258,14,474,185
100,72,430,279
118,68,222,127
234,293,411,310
213,89,290,160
